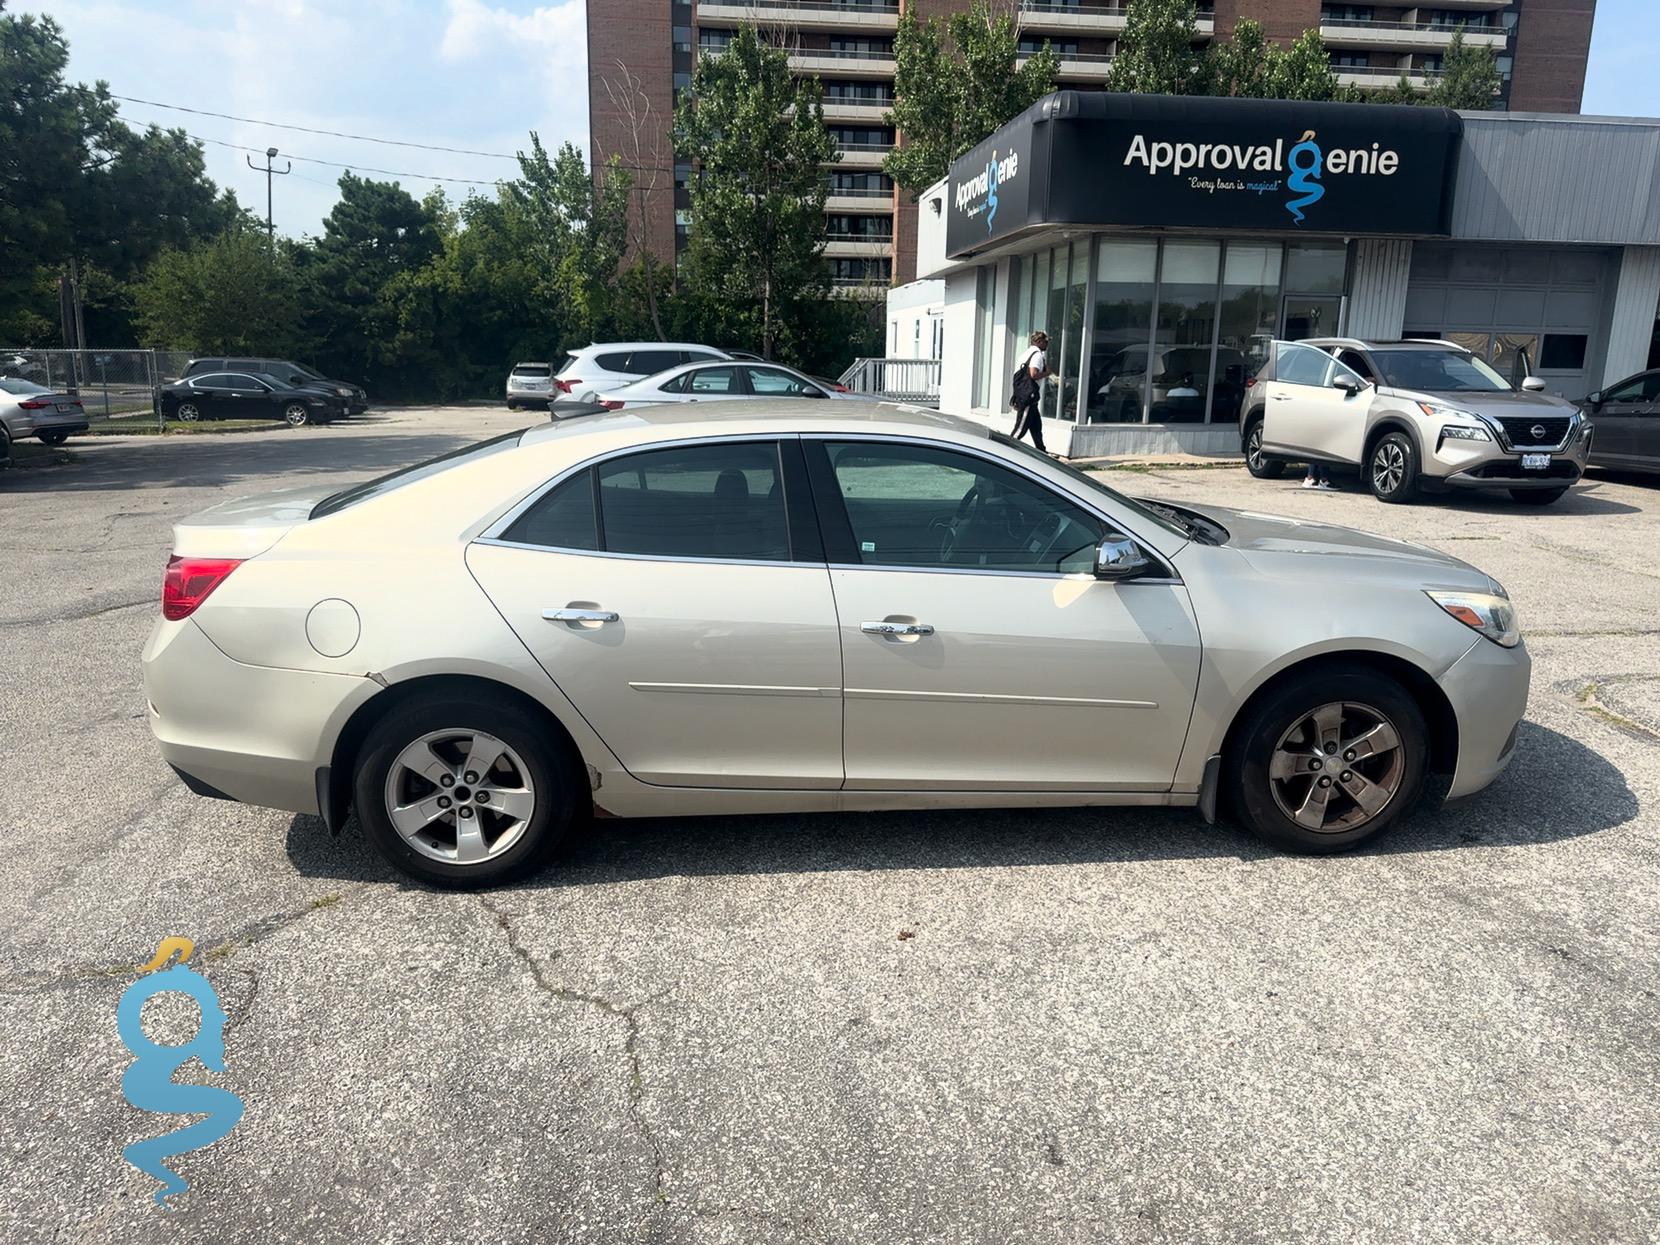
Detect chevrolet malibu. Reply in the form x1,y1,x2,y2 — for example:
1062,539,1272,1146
143,405,1529,887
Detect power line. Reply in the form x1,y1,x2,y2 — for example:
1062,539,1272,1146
191,135,505,186
114,94,521,161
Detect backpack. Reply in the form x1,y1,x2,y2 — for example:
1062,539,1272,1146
1009,349,1037,407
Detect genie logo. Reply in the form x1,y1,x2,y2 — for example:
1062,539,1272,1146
1285,129,1325,225
117,936,244,1207
954,147,1019,235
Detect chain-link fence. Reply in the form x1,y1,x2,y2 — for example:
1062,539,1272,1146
1,348,194,428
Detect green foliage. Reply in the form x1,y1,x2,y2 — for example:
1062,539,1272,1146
1427,27,1503,111
674,25,837,358
1106,0,1208,96
885,1,1059,196
131,228,303,354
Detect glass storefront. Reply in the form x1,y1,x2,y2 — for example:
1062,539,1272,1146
1006,236,1348,424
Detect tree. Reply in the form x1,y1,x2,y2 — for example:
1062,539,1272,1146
1428,27,1502,111
597,61,671,339
1106,0,1208,96
674,25,837,359
885,1,1059,196
131,228,303,354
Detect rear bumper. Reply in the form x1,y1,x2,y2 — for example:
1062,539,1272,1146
35,417,89,436
1439,636,1531,800
143,616,378,816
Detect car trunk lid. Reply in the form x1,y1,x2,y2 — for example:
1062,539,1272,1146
170,485,329,559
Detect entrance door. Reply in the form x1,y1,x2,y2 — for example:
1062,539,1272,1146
805,438,1201,791
1281,295,1343,342
467,439,845,789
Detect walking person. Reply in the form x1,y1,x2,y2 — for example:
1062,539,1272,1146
1010,331,1050,453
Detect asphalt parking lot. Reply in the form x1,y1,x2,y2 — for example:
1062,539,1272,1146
3,406,1657,1243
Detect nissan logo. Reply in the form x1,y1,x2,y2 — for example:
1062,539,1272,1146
1530,423,1548,441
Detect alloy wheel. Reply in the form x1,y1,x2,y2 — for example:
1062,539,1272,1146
1268,701,1405,833
1372,441,1406,494
176,402,200,422
284,403,309,427
1246,425,1265,471
382,729,537,865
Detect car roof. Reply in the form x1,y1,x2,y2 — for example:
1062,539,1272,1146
518,399,978,449
1302,337,1469,353
575,342,729,353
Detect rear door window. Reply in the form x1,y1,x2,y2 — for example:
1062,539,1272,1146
682,350,724,364
596,442,788,561
686,367,741,395
746,367,824,397
626,349,684,375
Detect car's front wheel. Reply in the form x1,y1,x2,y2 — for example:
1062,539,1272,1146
353,695,582,887
1509,487,1568,506
283,402,311,427
1244,421,1285,479
1368,431,1419,503
1228,666,1427,854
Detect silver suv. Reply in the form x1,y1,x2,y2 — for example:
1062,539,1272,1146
1242,338,1593,506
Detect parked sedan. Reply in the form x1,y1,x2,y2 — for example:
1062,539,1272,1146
0,377,89,448
159,372,346,426
183,357,367,414
144,402,1528,888
1579,368,1660,475
586,360,853,408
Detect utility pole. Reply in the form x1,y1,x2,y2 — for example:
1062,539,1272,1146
246,147,292,243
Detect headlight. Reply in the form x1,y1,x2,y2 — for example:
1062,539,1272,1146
1439,424,1492,442
1427,590,1520,648
1416,400,1475,421
336,387,350,396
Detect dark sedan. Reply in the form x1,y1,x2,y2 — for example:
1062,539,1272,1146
182,356,368,415
1580,369,1660,475
160,371,346,427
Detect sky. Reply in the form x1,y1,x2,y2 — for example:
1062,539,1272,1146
29,0,1660,237
39,0,588,237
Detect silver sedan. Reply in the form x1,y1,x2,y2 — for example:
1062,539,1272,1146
577,359,858,409
143,403,1529,887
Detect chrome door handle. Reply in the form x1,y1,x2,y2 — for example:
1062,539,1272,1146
543,608,619,623
1270,394,1293,401
861,620,934,637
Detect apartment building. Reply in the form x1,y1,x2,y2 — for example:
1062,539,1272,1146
586,0,1597,288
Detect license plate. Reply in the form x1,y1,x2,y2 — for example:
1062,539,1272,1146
56,403,76,412
1521,453,1551,470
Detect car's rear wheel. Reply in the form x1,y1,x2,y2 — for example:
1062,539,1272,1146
1368,431,1419,503
1509,487,1568,506
38,430,69,446
353,695,581,887
1228,666,1427,854
507,400,519,411
174,401,201,423
0,423,10,466
1244,421,1285,479
283,402,310,427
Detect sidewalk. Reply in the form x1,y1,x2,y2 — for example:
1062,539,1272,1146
1072,452,1246,469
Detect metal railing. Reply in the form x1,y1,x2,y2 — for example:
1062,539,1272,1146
700,0,899,11
823,232,894,242
826,185,891,197
833,141,892,151
1018,50,1115,64
838,357,942,405
1321,17,1504,34
1337,64,1448,81
1,348,192,428
1018,2,1127,16
792,48,895,61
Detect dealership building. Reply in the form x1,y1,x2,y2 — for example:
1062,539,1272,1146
903,91,1660,457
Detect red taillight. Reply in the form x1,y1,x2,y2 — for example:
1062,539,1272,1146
19,399,56,409
831,383,850,393
555,378,579,393
1244,377,1257,388
599,399,624,410
162,555,243,621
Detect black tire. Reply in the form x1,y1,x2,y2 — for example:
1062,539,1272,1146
1367,431,1420,503
353,694,582,888
1244,421,1285,479
1227,665,1428,854
1509,487,1568,506
38,430,70,446
0,423,11,467
507,400,519,411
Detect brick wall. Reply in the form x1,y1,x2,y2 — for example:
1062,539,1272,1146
1216,0,1324,44
1509,0,1596,114
588,0,677,265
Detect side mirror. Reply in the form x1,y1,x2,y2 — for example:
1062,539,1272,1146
1331,375,1364,396
1521,376,1547,393
1585,391,1602,407
1095,535,1151,581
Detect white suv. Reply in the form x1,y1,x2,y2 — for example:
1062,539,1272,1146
553,343,732,399
1244,338,1592,506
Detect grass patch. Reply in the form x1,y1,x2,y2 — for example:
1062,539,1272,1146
3,440,74,469
83,418,283,437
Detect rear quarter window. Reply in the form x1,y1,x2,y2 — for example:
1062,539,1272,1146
595,353,632,372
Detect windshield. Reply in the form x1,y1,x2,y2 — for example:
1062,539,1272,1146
991,432,1191,542
310,429,526,519
0,377,49,395
290,362,327,381
1370,348,1511,393
512,365,552,378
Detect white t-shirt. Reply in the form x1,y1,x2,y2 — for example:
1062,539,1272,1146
1021,345,1047,376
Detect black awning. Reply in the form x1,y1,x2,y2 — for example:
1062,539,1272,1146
946,91,1463,258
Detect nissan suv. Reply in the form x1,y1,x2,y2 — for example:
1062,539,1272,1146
1242,338,1592,505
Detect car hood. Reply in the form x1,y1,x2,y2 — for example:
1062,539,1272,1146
1164,500,1495,589
1399,388,1578,416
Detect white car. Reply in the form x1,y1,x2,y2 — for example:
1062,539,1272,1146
588,359,857,409
143,402,1529,888
553,342,732,398
505,362,553,410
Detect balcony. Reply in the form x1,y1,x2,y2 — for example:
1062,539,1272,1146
825,190,893,212
698,0,898,33
1016,50,1114,83
1336,64,1445,91
823,235,893,258
1016,2,1127,35
822,97,892,123
829,141,890,168
788,47,895,77
1320,19,1508,52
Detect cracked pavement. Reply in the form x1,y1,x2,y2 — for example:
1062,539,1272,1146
1,409,1657,1242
